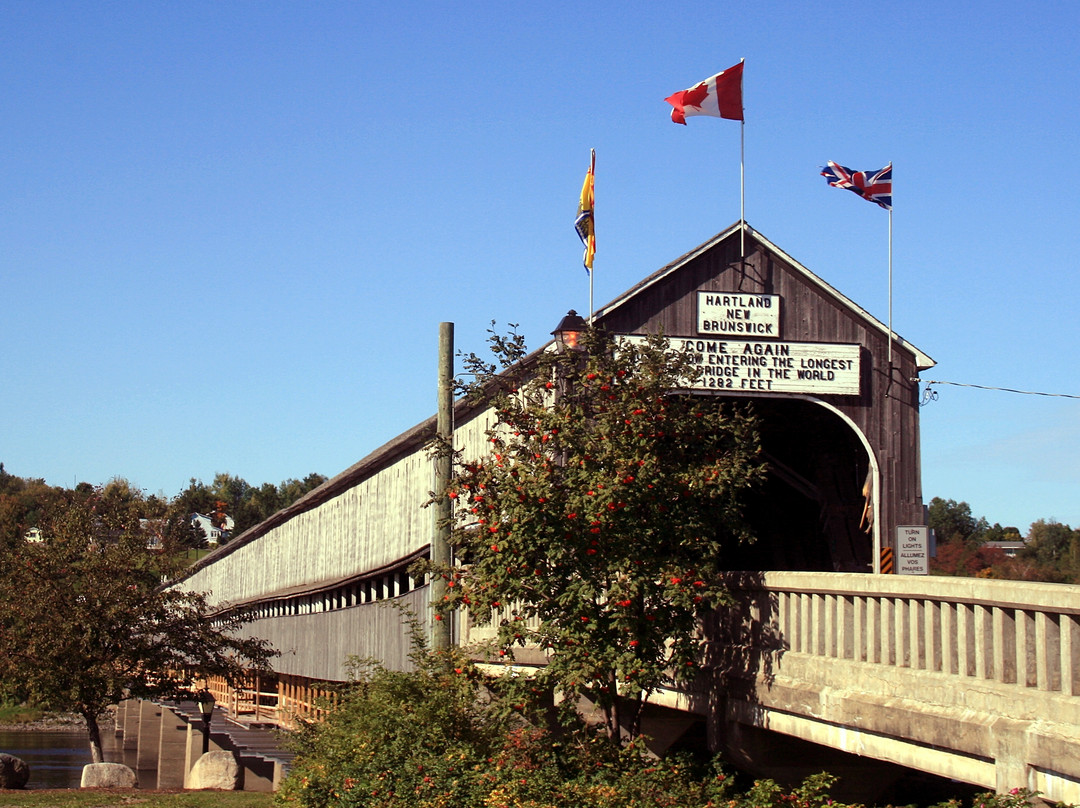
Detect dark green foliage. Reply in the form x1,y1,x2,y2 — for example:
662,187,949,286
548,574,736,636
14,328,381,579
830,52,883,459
277,630,868,808
928,498,988,545
177,471,329,539
0,466,65,550
1021,519,1077,569
0,488,275,761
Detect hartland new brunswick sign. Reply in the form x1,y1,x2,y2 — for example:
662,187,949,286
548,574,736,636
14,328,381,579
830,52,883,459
628,290,862,396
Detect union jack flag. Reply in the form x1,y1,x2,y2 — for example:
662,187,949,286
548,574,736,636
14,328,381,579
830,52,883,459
821,161,892,210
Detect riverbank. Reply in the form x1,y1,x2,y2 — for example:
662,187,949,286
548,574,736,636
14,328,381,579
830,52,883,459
0,707,113,733
0,714,86,732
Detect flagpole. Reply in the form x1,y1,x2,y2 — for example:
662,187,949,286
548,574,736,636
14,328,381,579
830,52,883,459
888,189,893,368
589,262,594,325
589,148,595,324
740,118,745,261
739,58,745,261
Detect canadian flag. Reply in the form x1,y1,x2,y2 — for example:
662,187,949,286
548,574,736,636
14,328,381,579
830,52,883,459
665,62,744,124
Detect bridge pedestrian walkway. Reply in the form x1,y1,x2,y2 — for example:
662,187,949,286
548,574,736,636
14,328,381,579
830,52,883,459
163,699,295,775
115,697,294,792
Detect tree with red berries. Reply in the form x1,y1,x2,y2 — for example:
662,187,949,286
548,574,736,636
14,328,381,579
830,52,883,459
422,326,764,742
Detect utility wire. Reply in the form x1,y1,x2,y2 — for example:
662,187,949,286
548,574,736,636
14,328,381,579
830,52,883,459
918,378,1080,406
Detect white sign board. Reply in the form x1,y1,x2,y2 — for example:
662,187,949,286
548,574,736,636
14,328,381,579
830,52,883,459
697,292,781,338
669,337,862,395
896,526,929,575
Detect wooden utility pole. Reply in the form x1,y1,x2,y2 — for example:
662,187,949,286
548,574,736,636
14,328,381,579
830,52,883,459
431,321,454,650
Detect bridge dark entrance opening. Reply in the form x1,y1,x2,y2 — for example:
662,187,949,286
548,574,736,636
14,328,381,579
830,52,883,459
724,398,873,573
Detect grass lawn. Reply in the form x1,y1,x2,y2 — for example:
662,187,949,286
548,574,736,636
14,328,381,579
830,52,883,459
0,790,275,808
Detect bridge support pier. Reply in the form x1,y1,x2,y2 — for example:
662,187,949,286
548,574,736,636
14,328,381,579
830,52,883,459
135,700,162,773
156,705,189,789
119,699,140,752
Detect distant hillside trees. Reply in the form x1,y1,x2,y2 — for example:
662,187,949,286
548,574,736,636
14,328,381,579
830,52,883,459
177,471,328,540
927,497,989,545
928,496,1078,583
0,463,327,550
0,464,64,549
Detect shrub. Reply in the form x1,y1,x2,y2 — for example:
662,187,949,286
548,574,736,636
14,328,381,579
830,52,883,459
930,788,1075,808
275,620,869,808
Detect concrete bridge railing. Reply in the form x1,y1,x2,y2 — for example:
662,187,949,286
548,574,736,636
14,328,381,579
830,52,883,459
705,572,1080,803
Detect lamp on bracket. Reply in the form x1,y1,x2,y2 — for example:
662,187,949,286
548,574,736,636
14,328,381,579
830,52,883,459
196,690,216,755
551,309,589,352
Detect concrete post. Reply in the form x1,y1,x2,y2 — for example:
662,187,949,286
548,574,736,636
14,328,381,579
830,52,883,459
114,699,128,737
183,719,226,788
120,699,139,751
135,700,162,772
992,716,1033,795
156,705,189,789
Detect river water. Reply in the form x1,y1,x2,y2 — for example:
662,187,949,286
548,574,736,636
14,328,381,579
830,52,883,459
0,728,133,789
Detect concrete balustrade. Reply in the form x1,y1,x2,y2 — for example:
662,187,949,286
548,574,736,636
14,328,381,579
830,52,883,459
460,572,1080,801
703,572,1080,804
743,572,1080,695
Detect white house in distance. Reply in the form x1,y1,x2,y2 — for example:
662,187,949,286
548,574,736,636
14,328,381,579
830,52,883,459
190,513,234,547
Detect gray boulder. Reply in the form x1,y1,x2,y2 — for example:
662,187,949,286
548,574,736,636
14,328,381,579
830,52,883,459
81,762,138,789
187,750,241,790
0,753,29,789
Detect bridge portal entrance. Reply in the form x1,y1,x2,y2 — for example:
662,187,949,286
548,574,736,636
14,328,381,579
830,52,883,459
728,397,874,573
595,224,932,560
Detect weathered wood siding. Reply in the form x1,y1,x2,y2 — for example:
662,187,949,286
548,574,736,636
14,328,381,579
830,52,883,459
182,450,433,604
232,587,431,681
180,407,496,609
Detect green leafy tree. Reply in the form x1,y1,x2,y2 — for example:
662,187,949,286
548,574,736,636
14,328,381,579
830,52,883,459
233,473,328,535
983,523,1022,544
172,477,217,518
209,472,252,520
280,473,329,505
418,327,764,742
174,472,328,539
0,488,275,762
1021,518,1077,574
0,466,65,549
928,497,989,545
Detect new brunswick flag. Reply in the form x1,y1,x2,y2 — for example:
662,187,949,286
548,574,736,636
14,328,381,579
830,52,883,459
575,150,595,273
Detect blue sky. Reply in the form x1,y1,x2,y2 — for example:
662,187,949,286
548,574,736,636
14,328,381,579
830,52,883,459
2,1,1077,533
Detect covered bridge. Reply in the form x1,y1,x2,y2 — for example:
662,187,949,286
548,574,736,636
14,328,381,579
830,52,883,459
176,220,934,686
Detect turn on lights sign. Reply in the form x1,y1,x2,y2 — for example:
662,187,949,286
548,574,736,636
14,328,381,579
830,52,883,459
896,526,929,575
